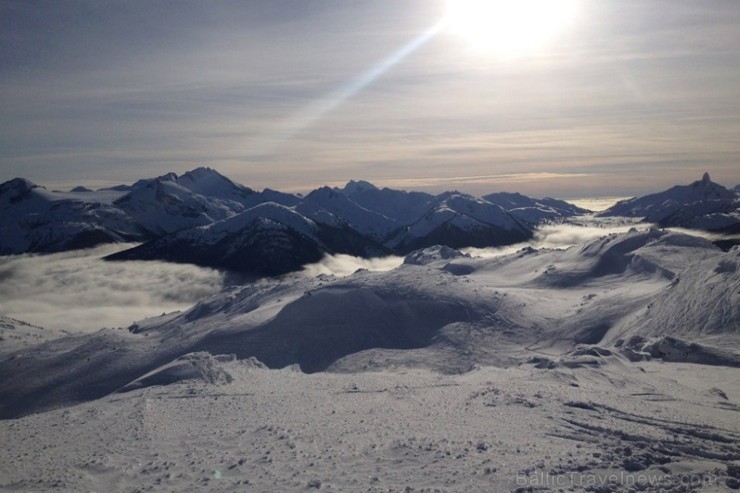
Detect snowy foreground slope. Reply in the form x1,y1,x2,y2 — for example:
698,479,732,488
1,229,739,492
2,361,739,492
0,315,69,353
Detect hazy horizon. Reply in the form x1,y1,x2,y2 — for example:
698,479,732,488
2,1,739,197
7,167,732,205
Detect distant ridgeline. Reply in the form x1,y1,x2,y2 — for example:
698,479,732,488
1,168,737,276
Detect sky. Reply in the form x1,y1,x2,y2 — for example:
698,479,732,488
1,0,739,198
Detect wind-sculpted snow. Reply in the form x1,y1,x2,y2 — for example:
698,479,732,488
606,247,739,343
1,229,737,420
117,352,237,392
301,253,403,277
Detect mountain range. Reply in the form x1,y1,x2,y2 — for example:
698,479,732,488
1,168,738,276
599,172,740,233
0,167,586,274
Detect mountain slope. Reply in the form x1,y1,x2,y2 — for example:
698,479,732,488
296,187,398,239
599,173,739,232
483,191,590,224
0,178,146,254
336,182,436,225
108,203,390,276
2,229,737,419
386,192,532,252
606,245,739,342
112,168,257,235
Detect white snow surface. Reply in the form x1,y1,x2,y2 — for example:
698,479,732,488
1,360,738,492
176,202,319,245
296,187,398,239
1,229,739,492
0,178,143,255
0,315,69,352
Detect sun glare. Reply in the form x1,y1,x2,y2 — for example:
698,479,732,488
445,0,580,57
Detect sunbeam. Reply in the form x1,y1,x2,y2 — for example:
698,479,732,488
268,19,448,147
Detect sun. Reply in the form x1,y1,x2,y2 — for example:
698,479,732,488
445,0,580,57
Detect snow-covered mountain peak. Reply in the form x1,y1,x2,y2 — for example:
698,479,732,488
178,167,254,198
159,172,178,183
69,186,93,193
339,180,379,195
599,174,738,232
306,186,341,200
0,177,39,196
685,172,733,199
182,166,218,178
435,190,469,201
0,178,46,209
204,202,317,239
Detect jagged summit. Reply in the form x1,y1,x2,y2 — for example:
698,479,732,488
599,173,739,233
305,186,342,200
0,178,42,208
182,166,218,177
177,166,255,198
0,177,38,192
339,180,379,195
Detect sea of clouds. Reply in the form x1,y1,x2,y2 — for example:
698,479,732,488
1,220,735,334
0,244,225,333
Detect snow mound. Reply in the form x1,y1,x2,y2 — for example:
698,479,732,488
199,284,480,372
608,246,739,341
533,228,678,287
616,336,740,367
117,352,236,393
403,245,470,265
529,345,621,369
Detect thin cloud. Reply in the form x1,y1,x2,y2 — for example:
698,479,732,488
463,222,652,258
565,197,631,212
281,172,593,194
666,228,740,243
301,254,404,278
